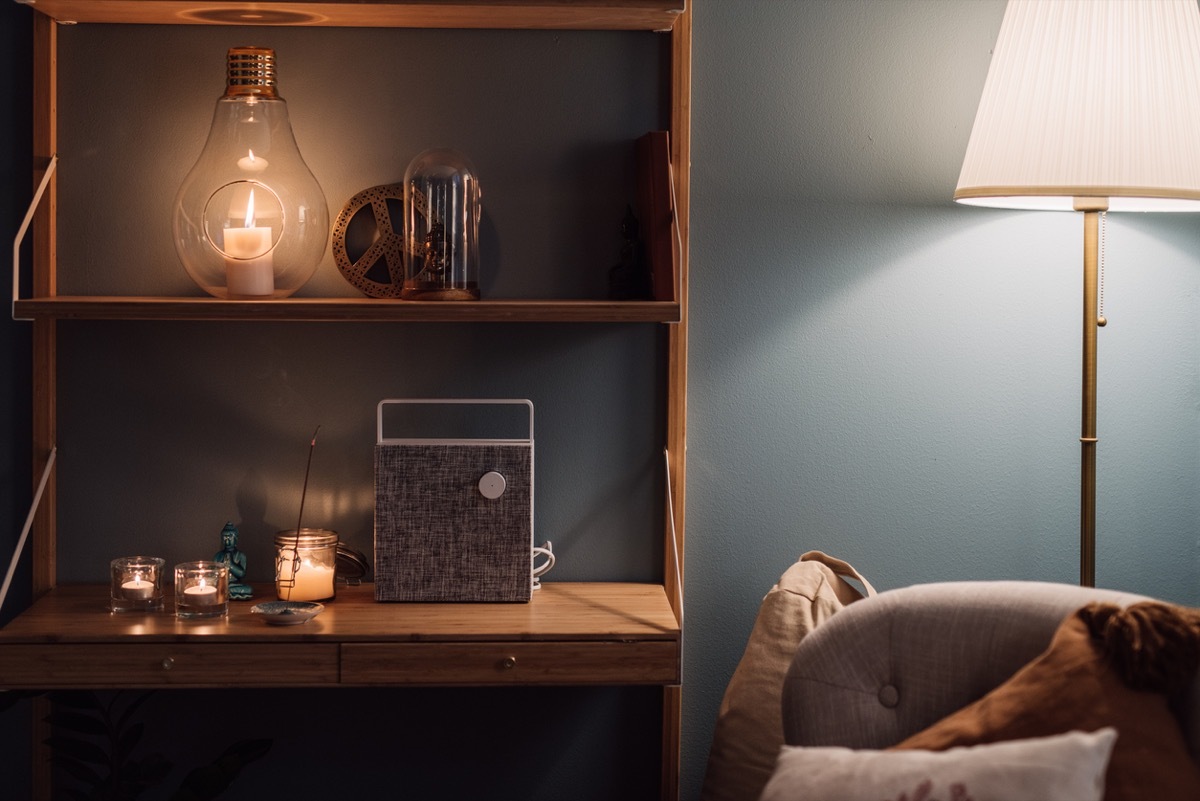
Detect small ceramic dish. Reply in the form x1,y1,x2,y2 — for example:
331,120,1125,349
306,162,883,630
250,601,324,625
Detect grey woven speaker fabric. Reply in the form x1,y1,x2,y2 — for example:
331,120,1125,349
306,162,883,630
374,443,532,602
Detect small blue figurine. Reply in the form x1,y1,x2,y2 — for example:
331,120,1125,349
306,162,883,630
215,522,253,600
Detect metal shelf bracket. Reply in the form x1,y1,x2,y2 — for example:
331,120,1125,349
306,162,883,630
12,153,58,322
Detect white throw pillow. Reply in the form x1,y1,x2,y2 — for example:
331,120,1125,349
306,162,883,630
759,728,1116,801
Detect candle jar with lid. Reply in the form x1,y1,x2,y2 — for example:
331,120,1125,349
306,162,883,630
402,148,481,300
110,556,165,613
173,46,329,299
275,528,338,602
174,561,229,619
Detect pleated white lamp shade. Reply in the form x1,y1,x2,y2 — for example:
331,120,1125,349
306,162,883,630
956,0,1200,212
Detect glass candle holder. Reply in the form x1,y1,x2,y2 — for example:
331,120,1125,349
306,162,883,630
110,556,166,613
275,528,338,602
174,561,229,619
173,46,329,299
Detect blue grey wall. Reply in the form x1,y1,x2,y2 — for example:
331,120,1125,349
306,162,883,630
683,0,1200,798
4,1,1200,800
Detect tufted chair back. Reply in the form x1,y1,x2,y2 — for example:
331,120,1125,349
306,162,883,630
780,580,1200,759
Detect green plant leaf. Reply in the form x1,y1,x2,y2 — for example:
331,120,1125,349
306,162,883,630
0,689,46,714
48,691,104,712
50,753,104,787
125,752,173,790
47,709,110,737
115,721,145,762
43,690,262,801
114,691,156,734
168,739,273,801
90,788,137,801
44,734,110,767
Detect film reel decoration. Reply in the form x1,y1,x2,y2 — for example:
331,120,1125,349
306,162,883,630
332,183,406,298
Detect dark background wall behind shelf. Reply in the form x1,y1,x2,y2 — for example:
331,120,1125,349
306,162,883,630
2,11,669,801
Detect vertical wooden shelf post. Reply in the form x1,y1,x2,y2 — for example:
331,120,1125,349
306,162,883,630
662,4,691,800
29,11,58,800
30,1,58,598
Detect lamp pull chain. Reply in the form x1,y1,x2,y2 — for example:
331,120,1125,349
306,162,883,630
1097,211,1108,327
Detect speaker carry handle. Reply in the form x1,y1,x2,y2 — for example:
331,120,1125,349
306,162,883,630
376,398,534,446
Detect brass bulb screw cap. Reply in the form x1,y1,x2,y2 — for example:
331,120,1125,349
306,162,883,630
224,46,278,99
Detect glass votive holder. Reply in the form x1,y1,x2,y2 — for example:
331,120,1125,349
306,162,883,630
275,528,338,602
174,561,229,619
110,556,166,613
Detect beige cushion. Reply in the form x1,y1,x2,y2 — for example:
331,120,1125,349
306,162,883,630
700,551,874,801
760,728,1116,801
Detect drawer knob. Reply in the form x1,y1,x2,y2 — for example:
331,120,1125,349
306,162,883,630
500,656,517,670
161,657,174,671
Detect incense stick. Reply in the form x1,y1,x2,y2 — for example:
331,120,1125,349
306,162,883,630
284,426,320,601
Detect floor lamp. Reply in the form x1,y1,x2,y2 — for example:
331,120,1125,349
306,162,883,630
954,0,1200,587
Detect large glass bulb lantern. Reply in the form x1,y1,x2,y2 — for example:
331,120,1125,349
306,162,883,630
173,47,329,299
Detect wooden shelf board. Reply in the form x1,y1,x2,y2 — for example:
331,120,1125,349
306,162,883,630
0,581,680,644
20,0,685,31
14,296,681,323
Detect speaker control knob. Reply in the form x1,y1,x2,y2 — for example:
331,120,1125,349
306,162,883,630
479,471,506,500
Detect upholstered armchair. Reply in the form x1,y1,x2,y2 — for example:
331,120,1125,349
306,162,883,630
768,581,1200,801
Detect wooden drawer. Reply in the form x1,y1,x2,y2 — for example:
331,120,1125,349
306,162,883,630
0,644,339,687
341,641,680,686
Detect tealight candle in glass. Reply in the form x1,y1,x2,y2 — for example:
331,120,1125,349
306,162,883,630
174,561,229,619
110,556,166,612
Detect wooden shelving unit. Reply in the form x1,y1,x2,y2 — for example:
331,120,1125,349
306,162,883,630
4,1,690,798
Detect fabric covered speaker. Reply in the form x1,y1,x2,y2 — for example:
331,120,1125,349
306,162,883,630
374,399,534,602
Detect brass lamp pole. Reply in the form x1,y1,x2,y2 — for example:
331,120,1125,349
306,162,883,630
1076,200,1106,588
955,0,1200,587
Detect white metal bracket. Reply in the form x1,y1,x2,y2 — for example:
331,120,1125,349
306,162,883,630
0,446,57,614
12,153,58,322
663,447,683,630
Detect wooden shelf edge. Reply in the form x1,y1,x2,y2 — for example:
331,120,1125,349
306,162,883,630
22,1,686,31
0,585,680,687
14,296,681,323
0,581,681,644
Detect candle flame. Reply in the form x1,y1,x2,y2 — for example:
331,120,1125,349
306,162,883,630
244,188,256,228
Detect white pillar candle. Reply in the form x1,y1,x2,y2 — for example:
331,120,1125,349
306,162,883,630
223,188,274,297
